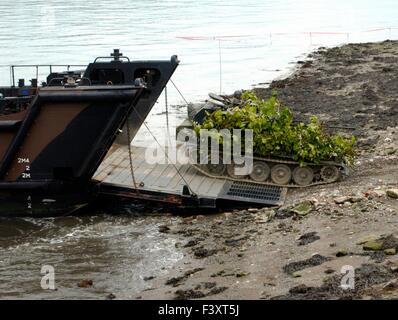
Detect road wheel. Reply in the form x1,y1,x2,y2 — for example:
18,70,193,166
271,164,292,185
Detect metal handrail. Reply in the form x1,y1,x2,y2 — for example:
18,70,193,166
9,64,87,87
93,56,130,63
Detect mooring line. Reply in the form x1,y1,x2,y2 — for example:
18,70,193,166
126,118,140,194
131,106,197,197
169,79,189,105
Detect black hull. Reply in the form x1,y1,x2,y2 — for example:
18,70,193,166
0,182,95,217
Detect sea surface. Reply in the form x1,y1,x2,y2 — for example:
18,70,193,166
0,0,397,299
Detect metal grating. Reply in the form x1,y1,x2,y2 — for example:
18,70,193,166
221,181,286,206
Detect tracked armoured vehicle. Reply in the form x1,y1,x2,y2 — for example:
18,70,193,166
183,92,348,188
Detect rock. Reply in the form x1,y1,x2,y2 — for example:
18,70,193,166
324,268,335,274
77,279,93,288
342,202,351,208
383,280,398,291
372,190,385,197
386,189,398,199
174,289,206,300
350,196,363,203
193,247,218,258
334,196,352,204
165,268,204,287
247,208,259,213
158,225,170,233
390,266,398,273
235,270,250,278
297,232,320,246
265,210,276,222
106,293,116,300
384,248,397,255
195,215,206,221
208,286,228,296
363,240,383,251
361,234,398,255
224,212,233,218
225,235,249,247
165,276,183,287
182,216,195,223
291,201,313,216
356,235,379,245
289,284,310,294
264,281,276,287
184,239,199,248
292,272,302,278
275,208,294,219
384,148,396,155
332,190,341,197
202,282,217,290
334,195,363,204
308,197,319,206
336,249,348,257
380,234,398,249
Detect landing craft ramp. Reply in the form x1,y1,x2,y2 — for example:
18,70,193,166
93,145,286,208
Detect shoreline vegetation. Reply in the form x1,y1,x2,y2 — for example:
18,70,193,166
136,40,398,300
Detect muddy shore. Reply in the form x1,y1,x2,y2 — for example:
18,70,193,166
128,41,398,299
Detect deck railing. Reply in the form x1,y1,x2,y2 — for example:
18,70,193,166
8,64,86,87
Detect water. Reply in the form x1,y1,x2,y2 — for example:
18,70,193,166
0,207,184,299
0,0,397,299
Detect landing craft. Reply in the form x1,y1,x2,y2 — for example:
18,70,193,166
0,50,179,216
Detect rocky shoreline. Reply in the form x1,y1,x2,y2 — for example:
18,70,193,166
137,40,398,300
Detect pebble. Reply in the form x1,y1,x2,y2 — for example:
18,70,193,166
384,248,397,255
224,212,233,218
324,268,335,274
386,189,398,199
77,280,93,288
363,240,383,251
158,225,170,233
390,266,398,273
383,280,398,291
106,293,116,300
336,249,348,257
334,196,352,204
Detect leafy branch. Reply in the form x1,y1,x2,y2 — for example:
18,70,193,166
194,91,356,165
